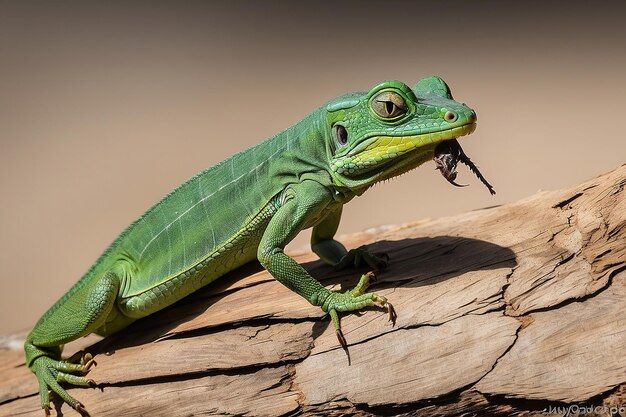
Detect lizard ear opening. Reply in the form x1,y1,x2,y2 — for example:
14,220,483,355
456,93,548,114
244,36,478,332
333,124,349,148
413,76,453,99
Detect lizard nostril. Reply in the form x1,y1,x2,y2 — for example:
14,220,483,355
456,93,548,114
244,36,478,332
444,111,458,123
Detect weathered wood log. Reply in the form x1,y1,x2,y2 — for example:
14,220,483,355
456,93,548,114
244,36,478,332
1,165,624,417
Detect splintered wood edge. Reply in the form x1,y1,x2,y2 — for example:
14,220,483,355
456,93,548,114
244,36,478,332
0,164,624,416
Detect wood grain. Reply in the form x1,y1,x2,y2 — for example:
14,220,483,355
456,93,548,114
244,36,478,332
1,164,624,416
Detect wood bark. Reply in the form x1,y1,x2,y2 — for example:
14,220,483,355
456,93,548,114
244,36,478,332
1,165,625,417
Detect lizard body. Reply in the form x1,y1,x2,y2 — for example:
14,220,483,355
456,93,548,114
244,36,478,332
25,77,485,416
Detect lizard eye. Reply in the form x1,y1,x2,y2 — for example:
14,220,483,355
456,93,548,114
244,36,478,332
334,124,349,147
371,91,408,119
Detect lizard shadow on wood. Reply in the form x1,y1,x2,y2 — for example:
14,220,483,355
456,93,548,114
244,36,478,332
84,235,516,356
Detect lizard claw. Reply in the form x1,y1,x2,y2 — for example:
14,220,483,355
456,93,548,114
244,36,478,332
43,406,50,417
336,329,347,350
335,329,351,365
83,360,96,374
387,302,397,326
81,355,96,374
74,402,91,417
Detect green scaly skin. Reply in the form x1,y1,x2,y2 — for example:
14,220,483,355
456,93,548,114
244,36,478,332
25,76,478,415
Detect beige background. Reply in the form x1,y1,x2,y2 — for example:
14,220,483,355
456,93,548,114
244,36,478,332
1,2,625,335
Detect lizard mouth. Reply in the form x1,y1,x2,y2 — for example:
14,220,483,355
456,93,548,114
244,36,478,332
433,138,495,195
336,122,477,176
331,122,489,192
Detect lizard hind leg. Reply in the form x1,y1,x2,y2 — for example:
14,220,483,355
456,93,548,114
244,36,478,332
25,270,121,416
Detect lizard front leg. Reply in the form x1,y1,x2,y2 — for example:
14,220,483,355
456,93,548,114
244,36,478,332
311,205,388,271
257,181,395,352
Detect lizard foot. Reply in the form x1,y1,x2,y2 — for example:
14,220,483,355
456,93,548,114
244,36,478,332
334,246,388,272
65,352,97,374
322,271,396,356
30,354,96,416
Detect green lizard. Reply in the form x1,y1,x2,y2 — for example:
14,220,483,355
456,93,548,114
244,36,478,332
25,76,493,416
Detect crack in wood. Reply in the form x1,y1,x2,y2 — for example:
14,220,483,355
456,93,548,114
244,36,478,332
1,165,624,416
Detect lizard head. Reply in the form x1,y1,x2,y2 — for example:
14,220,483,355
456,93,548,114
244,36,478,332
325,76,478,194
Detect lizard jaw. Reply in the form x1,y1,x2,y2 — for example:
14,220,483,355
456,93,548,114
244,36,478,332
331,122,477,190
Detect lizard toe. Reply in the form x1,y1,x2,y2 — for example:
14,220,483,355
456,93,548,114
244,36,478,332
31,355,93,414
